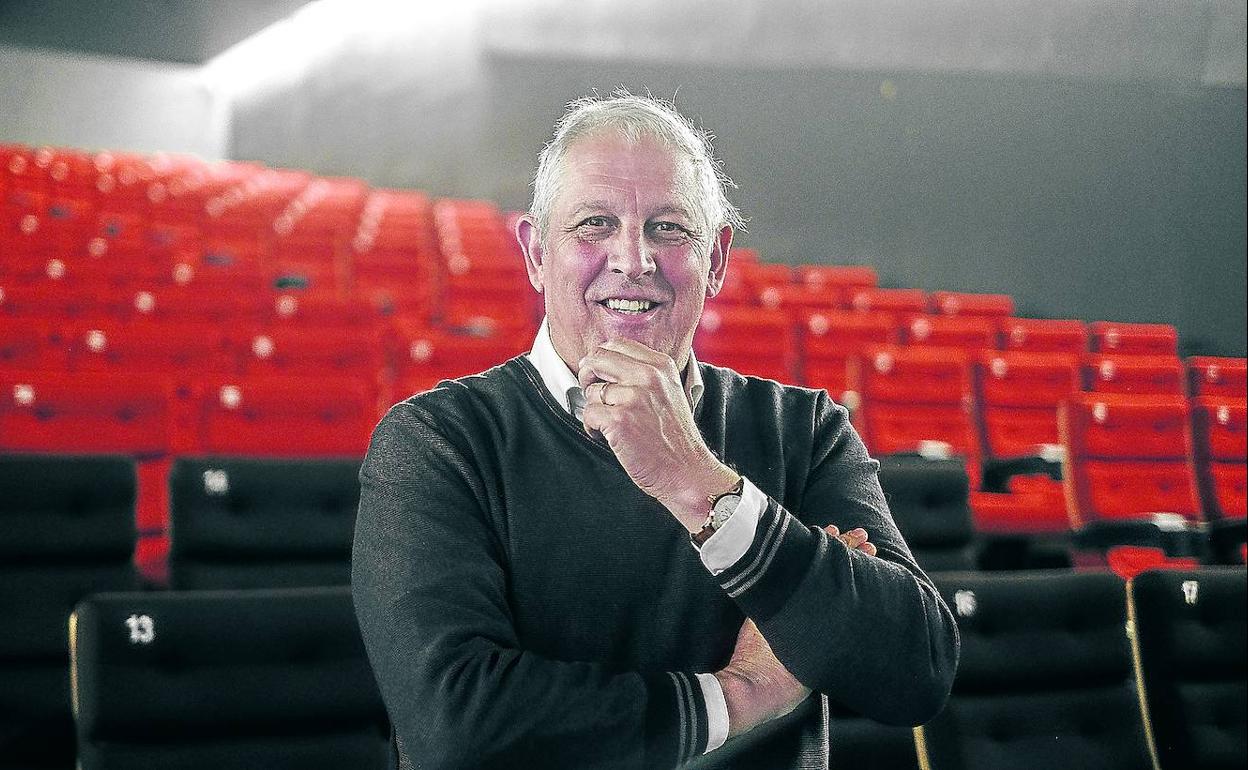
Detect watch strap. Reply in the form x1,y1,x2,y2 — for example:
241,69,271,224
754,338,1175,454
691,476,744,547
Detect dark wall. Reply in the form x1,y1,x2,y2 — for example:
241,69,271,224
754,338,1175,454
229,58,1247,356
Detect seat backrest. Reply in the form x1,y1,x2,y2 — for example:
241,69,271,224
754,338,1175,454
1187,357,1247,398
860,345,973,406
1085,354,1185,396
1128,568,1247,770
694,306,797,383
1059,393,1201,526
1089,322,1179,356
917,571,1153,770
999,318,1088,355
1,371,173,455
0,454,138,768
847,287,928,317
929,292,1015,318
194,376,376,457
904,315,998,350
1191,396,1248,520
71,587,390,770
877,455,976,572
168,456,361,589
392,322,529,398
974,351,1081,458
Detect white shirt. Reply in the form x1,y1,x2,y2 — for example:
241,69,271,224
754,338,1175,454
527,318,768,754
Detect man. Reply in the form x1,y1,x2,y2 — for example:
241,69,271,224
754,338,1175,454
352,92,958,769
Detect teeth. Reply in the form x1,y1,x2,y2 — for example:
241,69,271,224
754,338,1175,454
605,298,653,313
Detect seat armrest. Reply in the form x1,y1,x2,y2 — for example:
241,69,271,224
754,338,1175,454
982,445,1064,492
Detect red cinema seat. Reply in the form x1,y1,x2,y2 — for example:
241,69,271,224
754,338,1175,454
1085,354,1185,396
694,306,797,384
999,318,1088,355
846,288,927,319
1059,393,1201,527
45,149,99,199
65,320,236,377
757,283,842,313
0,371,172,455
740,262,793,300
259,292,378,329
969,477,1069,536
42,197,96,257
929,291,1015,318
1191,396,1247,520
794,265,877,294
1,202,49,259
975,351,1082,459
1187,356,1247,398
0,280,111,321
392,323,530,399
856,345,979,477
194,377,376,458
1089,321,1178,356
269,235,346,298
91,209,150,261
441,272,539,332
903,315,998,351
118,285,258,325
798,311,898,409
0,318,68,371
241,325,385,381
767,264,876,311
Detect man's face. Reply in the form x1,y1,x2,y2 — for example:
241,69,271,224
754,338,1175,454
518,132,732,372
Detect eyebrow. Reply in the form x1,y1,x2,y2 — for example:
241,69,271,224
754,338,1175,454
567,201,696,221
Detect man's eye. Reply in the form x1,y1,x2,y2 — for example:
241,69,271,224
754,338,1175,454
580,217,611,228
651,221,688,237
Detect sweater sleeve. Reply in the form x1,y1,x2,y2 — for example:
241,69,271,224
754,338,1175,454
710,391,959,726
351,398,710,770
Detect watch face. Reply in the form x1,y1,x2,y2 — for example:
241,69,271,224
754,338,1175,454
711,494,741,528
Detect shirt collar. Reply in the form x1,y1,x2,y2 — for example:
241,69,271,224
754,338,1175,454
526,317,704,416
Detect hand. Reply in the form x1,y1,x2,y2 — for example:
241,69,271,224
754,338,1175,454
714,525,873,739
578,339,737,532
825,524,877,557
714,619,811,739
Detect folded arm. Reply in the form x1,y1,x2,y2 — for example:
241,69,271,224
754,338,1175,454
352,402,714,769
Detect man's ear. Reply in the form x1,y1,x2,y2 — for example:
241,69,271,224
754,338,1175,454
705,224,733,297
516,215,545,294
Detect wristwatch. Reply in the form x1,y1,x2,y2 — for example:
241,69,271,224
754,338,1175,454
691,476,745,547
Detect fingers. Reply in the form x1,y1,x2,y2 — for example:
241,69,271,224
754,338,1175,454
823,524,876,556
578,340,677,390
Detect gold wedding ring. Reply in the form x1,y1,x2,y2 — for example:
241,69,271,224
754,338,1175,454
600,382,615,406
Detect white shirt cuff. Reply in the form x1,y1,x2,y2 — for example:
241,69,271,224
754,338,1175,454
698,478,766,575
695,672,729,753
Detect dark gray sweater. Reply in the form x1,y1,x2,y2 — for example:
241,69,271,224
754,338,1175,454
351,356,958,769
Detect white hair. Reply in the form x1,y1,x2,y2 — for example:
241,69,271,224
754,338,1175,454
528,89,745,245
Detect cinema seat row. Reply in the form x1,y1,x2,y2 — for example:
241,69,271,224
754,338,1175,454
3,453,1244,768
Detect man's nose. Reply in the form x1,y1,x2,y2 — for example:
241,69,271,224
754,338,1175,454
606,233,656,279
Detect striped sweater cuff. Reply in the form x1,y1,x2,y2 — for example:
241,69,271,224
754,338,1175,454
643,671,710,767
713,499,820,622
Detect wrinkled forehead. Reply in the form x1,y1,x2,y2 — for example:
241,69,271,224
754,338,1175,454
554,130,705,219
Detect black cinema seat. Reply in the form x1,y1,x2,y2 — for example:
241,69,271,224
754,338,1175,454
70,587,390,769
1129,568,1247,770
877,454,977,572
827,705,919,770
168,457,362,589
0,455,138,769
917,570,1154,770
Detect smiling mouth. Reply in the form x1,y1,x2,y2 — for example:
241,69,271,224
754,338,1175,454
600,298,659,315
